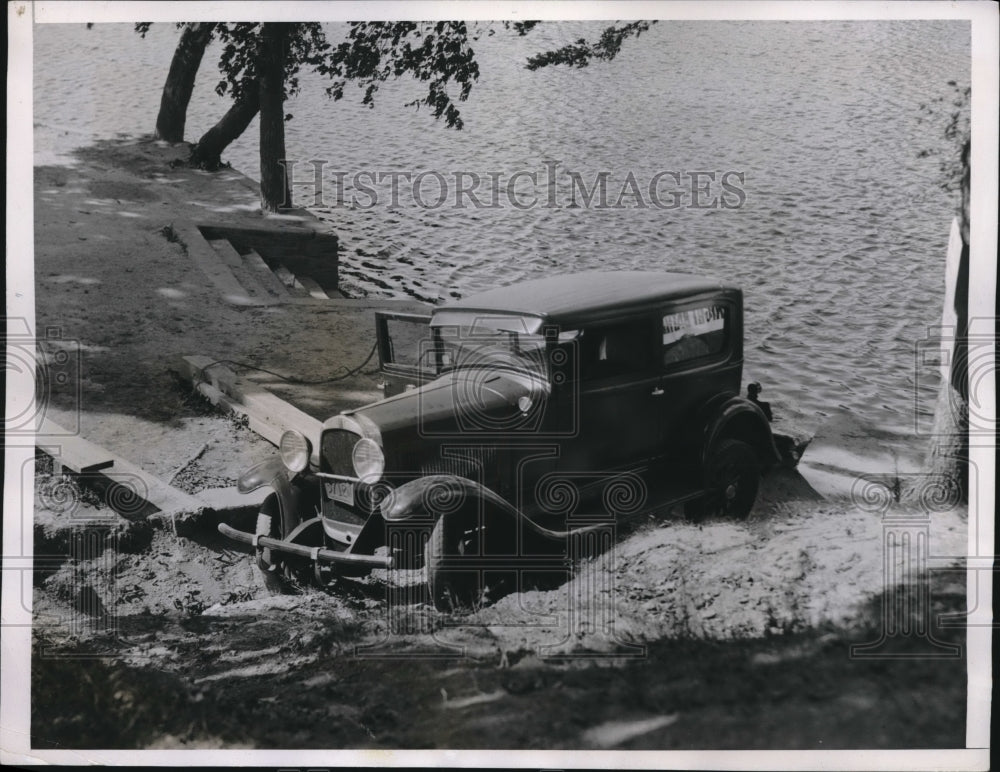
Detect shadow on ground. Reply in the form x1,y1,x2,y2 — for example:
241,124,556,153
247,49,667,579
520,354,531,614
32,571,966,751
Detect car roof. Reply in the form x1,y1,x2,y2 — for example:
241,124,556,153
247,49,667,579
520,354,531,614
436,271,734,325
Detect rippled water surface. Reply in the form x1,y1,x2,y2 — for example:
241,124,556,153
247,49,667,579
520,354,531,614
34,20,970,452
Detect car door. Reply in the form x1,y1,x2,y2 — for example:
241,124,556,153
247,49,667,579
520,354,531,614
555,315,662,478
657,294,742,462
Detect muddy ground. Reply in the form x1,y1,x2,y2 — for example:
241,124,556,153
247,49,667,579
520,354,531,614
26,138,970,752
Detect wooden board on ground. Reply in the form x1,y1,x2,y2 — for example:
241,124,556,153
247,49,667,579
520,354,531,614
36,416,115,474
176,356,324,447
93,456,205,520
35,418,204,518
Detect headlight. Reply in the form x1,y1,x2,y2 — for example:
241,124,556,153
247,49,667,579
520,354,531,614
352,437,385,480
279,430,311,473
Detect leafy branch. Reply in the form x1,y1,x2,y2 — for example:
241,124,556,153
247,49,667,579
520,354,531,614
524,21,655,70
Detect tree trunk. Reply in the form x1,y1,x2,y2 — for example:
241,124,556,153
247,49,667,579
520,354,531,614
919,138,970,505
258,23,291,212
188,90,260,170
155,22,214,143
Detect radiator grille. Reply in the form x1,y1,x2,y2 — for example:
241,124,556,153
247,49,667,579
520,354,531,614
320,429,358,476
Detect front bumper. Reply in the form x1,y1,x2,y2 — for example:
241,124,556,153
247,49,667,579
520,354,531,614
217,522,394,569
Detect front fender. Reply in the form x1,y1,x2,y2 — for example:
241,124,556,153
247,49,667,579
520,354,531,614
702,396,781,468
381,474,607,541
237,457,318,538
237,457,288,494
381,474,517,523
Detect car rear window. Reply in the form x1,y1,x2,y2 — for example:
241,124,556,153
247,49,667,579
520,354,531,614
661,305,728,366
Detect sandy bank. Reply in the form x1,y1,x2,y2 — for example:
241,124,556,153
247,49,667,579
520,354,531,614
33,136,426,485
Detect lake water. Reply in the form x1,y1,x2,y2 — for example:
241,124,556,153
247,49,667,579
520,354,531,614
33,20,970,453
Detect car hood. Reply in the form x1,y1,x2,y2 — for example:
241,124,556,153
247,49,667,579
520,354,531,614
344,368,549,436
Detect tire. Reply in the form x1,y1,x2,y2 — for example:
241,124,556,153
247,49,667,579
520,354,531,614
253,494,297,595
425,515,480,611
690,438,760,520
425,513,516,612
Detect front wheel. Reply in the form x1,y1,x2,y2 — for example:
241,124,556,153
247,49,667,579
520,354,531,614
253,494,301,595
425,513,517,612
425,515,482,612
690,438,760,520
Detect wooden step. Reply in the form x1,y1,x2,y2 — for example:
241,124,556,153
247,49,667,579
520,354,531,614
296,275,330,300
207,239,271,301
273,263,297,288
242,249,290,297
273,263,311,297
177,222,257,305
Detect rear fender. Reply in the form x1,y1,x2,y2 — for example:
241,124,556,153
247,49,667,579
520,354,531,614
702,396,781,468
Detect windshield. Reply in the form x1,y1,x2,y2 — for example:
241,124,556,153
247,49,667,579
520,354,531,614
431,313,549,378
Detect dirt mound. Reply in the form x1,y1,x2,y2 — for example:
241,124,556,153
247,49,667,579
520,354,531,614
462,499,966,655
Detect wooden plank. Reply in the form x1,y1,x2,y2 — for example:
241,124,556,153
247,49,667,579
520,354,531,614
36,417,115,473
243,249,290,297
178,356,323,445
35,418,203,517
99,457,205,517
193,381,285,446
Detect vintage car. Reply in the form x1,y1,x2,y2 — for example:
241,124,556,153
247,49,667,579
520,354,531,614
219,271,780,609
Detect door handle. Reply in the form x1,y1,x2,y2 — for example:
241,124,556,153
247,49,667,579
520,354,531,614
651,386,664,396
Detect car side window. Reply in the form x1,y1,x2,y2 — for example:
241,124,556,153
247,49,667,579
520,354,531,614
662,304,728,367
581,319,654,381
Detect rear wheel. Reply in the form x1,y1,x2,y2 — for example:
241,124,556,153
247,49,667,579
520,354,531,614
688,438,760,520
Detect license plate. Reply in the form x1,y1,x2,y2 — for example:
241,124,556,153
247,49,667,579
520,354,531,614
325,481,355,506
